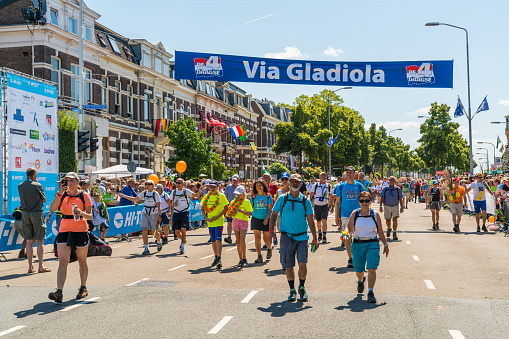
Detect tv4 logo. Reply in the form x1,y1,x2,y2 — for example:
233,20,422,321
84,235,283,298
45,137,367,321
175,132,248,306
15,157,21,168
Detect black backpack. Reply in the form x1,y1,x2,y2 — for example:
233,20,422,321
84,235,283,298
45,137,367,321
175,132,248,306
281,192,309,218
313,183,332,200
172,190,190,212
12,206,22,220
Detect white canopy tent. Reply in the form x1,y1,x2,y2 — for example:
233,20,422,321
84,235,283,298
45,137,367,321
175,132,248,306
90,165,154,179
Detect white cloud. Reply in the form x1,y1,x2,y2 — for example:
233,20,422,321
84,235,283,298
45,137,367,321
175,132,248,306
405,106,431,116
373,121,421,130
459,126,477,135
498,97,509,106
264,46,308,59
323,46,343,57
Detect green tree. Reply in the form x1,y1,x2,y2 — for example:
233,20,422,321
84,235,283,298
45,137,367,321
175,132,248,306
202,153,226,180
58,110,78,173
165,117,214,180
267,162,290,178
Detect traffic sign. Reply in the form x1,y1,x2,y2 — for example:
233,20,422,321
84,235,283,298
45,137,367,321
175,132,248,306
72,108,81,113
127,161,137,173
84,105,107,109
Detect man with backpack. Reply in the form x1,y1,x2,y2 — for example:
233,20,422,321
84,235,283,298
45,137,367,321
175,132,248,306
168,179,193,254
309,172,333,243
379,176,404,241
268,173,319,302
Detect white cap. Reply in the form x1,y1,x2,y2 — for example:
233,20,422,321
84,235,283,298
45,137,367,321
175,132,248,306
234,185,246,195
205,179,211,186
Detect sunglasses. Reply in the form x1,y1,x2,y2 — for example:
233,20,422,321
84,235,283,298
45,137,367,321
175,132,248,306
281,178,289,181
359,199,371,203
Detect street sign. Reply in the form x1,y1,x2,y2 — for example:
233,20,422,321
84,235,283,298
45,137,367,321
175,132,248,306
72,108,80,113
84,104,107,109
127,161,137,173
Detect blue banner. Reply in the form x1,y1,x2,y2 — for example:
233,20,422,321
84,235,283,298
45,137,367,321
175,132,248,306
175,51,454,88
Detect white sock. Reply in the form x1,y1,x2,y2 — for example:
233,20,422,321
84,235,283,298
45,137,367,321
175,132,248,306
144,244,148,250
368,288,373,292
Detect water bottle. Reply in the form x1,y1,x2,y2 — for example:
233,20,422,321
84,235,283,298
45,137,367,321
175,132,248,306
72,203,80,221
311,244,317,253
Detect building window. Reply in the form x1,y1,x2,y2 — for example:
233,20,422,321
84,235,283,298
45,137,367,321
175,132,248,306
84,25,92,41
101,76,108,106
126,86,132,115
68,17,77,34
144,94,150,121
205,83,211,95
70,64,79,101
107,35,121,54
50,9,58,26
97,34,107,47
172,103,177,121
211,85,216,98
155,98,161,119
187,106,192,116
115,139,122,165
128,141,133,153
180,104,184,113
163,101,169,119
84,69,92,103
114,81,121,114
50,56,60,93
198,81,203,92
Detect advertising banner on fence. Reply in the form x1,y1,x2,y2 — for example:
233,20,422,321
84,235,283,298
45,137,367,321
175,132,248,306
0,204,145,252
175,51,454,88
6,73,58,213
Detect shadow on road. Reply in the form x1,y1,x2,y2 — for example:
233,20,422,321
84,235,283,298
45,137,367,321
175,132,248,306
329,266,353,275
257,301,312,317
0,272,33,281
335,294,386,312
327,246,346,252
14,299,98,318
263,268,286,277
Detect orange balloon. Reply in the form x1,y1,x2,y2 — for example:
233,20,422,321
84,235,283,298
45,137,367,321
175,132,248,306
148,174,159,184
176,161,187,173
488,216,495,223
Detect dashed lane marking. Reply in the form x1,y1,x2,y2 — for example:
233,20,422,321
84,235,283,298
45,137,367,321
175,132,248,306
247,240,255,244
449,330,466,339
406,241,411,244
413,255,420,261
60,297,100,312
241,290,258,303
168,264,187,271
0,326,26,337
424,280,436,289
110,246,121,249
201,254,215,260
208,316,233,334
126,278,149,287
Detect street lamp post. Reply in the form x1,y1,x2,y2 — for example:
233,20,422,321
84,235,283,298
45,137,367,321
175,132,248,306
477,141,496,170
477,147,490,172
385,128,402,177
475,154,488,172
327,86,352,176
426,22,473,174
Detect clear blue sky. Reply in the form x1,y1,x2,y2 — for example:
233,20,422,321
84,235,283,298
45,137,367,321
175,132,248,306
85,0,509,172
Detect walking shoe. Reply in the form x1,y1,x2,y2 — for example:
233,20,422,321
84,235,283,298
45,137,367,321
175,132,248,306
298,286,308,301
367,290,376,303
216,260,222,269
254,255,264,263
18,248,25,259
477,226,481,233
453,225,460,233
482,225,488,232
262,244,268,249
179,244,184,254
322,235,327,244
142,248,150,256
432,223,437,230
224,236,233,244
48,289,63,303
347,258,354,268
162,237,168,245
238,260,243,268
242,258,248,266
208,238,212,243
76,286,88,299
157,242,163,252
387,228,392,238
288,288,297,301
273,234,278,246
393,232,398,241
266,249,272,260
211,257,219,267
436,223,440,231
357,276,366,293
174,234,178,240
318,232,323,242
341,240,345,247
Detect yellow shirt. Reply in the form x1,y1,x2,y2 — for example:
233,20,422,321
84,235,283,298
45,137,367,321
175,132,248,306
201,193,229,227
230,199,253,222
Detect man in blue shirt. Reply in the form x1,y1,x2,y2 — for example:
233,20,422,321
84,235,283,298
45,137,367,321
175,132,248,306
333,166,365,268
379,176,404,240
119,179,137,206
269,173,319,302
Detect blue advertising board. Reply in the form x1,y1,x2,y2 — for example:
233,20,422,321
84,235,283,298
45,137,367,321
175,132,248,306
175,51,454,88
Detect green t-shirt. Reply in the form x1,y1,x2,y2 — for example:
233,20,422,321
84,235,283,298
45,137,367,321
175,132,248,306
102,192,114,203
230,199,253,222
402,183,410,193
201,193,229,227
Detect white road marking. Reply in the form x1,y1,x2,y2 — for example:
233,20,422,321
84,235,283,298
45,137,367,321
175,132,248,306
413,255,420,261
424,280,436,289
406,241,411,245
60,297,100,312
0,326,26,337
168,264,186,271
226,247,237,251
241,290,258,303
247,240,255,244
208,316,233,334
110,246,121,249
126,278,149,287
201,254,215,260
449,330,466,339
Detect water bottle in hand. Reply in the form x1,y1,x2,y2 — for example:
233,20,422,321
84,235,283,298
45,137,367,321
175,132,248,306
72,203,80,221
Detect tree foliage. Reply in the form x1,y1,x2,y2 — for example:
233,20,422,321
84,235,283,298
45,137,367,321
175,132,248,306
58,110,78,173
267,162,290,178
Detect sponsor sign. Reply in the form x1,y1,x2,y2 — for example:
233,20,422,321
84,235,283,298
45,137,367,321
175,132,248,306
29,129,39,139
175,51,454,88
10,128,26,136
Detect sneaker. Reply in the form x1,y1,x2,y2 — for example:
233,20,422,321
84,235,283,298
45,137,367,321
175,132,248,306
266,249,272,260
48,289,63,303
157,242,163,252
341,240,345,247
393,232,398,241
453,225,459,233
477,226,481,233
18,248,25,259
482,225,488,232
318,232,323,242
262,244,268,249
216,260,222,269
367,290,376,303
347,258,354,268
242,258,248,266
162,237,168,245
179,244,184,254
76,286,88,299
322,236,327,244
254,255,263,263
174,234,178,240
357,276,366,293
387,228,392,238
273,234,278,246
208,238,212,243
298,286,308,301
211,257,219,267
432,223,437,230
224,237,233,244
436,223,440,231
142,248,150,256
238,260,243,268
288,288,297,301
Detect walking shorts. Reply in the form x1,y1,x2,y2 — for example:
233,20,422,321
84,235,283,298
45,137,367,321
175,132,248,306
232,218,248,232
473,200,487,214
208,226,223,242
21,211,46,240
430,201,441,211
172,212,189,230
141,213,160,231
279,233,308,269
351,241,380,273
449,202,463,215
383,205,400,219
314,204,329,221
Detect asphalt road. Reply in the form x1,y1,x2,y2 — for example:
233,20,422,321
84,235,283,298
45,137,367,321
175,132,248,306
1,201,508,338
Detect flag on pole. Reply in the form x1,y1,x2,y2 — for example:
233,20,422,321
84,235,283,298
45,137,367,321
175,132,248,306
497,135,501,148
500,145,504,153
262,163,269,175
228,125,246,143
165,167,172,177
239,126,247,142
327,133,339,147
453,96,465,118
474,95,489,116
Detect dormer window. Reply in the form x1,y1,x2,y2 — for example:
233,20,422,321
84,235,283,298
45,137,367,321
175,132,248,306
107,36,121,54
97,34,107,47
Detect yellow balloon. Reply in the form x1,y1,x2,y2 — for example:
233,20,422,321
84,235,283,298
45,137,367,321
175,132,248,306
176,161,187,173
148,174,159,184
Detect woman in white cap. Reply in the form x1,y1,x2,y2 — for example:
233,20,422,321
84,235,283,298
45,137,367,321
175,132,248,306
47,172,93,303
225,185,252,267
